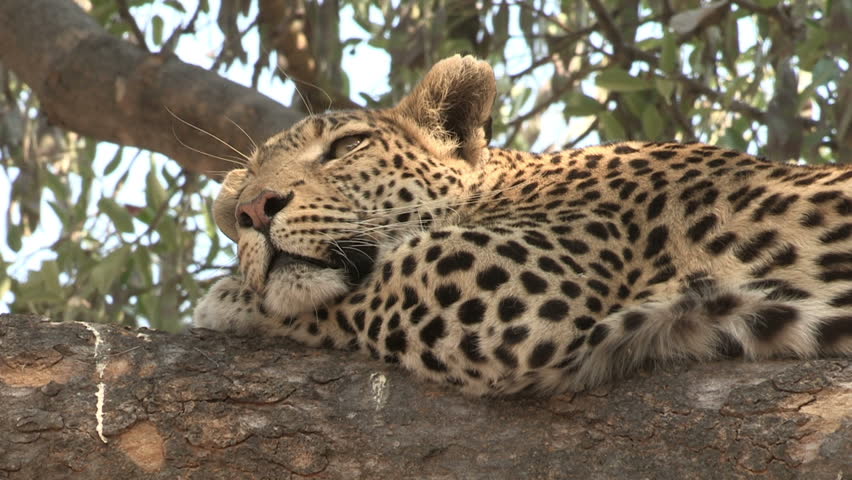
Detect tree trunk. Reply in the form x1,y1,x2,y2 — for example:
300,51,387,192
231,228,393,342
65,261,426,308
0,314,849,479
0,0,305,179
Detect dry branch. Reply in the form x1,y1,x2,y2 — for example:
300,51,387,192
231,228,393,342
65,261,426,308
0,0,304,178
0,314,849,479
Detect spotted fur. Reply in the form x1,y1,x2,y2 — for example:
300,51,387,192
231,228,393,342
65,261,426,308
194,56,852,395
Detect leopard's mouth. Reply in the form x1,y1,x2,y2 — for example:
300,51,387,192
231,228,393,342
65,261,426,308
265,237,379,287
266,250,334,279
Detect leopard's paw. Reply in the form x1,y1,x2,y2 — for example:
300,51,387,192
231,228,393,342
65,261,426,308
193,276,267,334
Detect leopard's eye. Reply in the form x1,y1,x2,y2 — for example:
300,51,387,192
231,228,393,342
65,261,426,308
323,134,367,163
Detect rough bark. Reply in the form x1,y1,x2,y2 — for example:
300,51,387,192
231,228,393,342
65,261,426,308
1,314,850,479
0,0,305,178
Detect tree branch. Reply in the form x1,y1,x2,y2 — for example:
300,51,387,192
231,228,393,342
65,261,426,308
1,314,849,478
0,0,305,179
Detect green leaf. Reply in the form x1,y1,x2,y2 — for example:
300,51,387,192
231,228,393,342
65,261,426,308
135,206,156,226
339,70,351,98
623,93,647,118
103,147,124,176
492,3,510,49
811,58,838,88
162,167,178,190
641,105,664,140
721,117,750,152
89,246,132,294
203,198,218,239
756,13,770,37
145,161,168,209
7,223,22,252
599,112,627,140
76,140,97,179
157,219,179,250
564,93,604,116
367,36,389,50
98,198,136,233
660,32,677,74
132,247,153,285
596,69,653,92
654,78,675,104
73,188,89,225
38,260,62,292
509,86,533,117
635,37,661,51
54,240,85,274
17,260,63,303
47,201,70,226
152,15,164,45
90,0,118,25
163,0,186,12
42,169,71,201
798,25,828,70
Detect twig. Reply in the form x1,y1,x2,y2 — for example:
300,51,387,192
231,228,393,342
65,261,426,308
585,0,624,57
563,118,600,149
161,0,205,53
115,0,149,52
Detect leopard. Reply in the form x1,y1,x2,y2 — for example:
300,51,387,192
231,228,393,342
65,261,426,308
194,55,852,396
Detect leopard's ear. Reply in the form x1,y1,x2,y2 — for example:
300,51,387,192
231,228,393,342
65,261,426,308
213,168,249,242
395,55,496,165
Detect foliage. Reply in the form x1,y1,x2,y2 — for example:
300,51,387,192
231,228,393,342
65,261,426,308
1,0,849,329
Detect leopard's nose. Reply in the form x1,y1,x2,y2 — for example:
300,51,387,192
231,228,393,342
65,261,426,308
236,190,293,231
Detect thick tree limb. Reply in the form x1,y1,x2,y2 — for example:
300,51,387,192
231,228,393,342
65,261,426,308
0,0,305,178
0,314,849,478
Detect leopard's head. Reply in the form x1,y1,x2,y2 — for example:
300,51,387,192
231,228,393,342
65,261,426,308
213,55,496,318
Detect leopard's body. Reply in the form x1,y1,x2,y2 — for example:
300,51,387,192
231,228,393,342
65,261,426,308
194,56,852,395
